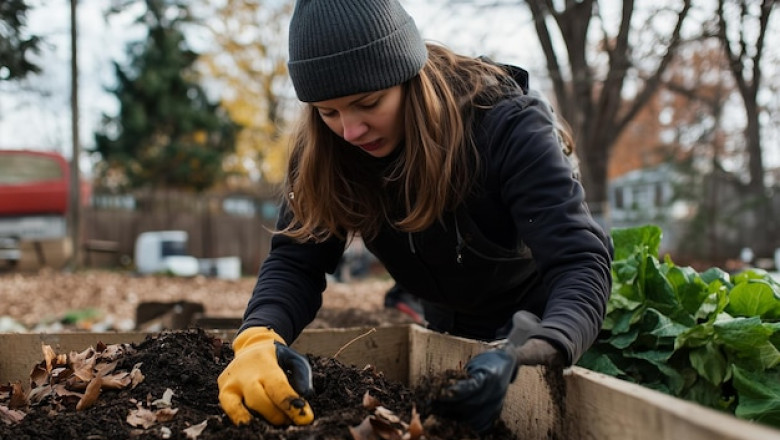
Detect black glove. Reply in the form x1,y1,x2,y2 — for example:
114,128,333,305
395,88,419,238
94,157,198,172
433,349,517,432
433,311,561,432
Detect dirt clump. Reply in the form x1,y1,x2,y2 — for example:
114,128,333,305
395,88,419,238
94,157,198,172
1,329,516,440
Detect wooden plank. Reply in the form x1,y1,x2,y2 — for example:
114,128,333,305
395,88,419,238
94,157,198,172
405,326,780,439
3,326,780,439
0,327,410,386
407,325,485,385
291,326,410,384
564,367,780,440
0,331,154,384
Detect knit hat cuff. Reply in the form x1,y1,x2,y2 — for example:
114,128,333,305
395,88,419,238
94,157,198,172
288,18,427,102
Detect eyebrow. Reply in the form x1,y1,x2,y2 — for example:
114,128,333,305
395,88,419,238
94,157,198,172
313,92,378,110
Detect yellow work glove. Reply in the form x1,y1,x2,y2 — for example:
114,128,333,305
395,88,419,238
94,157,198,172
218,327,314,426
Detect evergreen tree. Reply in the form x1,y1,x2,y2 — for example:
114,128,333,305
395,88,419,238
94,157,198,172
0,0,41,80
93,0,236,191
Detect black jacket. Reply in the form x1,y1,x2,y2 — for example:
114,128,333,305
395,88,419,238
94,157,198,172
241,87,612,365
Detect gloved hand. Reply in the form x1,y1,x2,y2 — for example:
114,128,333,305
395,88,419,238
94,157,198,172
218,327,314,426
433,311,562,432
433,349,518,432
504,310,564,368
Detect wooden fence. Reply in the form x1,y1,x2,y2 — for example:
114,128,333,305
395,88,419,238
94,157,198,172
81,189,281,276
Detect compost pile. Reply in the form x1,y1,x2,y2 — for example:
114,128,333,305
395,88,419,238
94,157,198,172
0,329,516,440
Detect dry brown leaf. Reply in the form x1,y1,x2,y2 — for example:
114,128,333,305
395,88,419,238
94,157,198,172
0,404,26,425
8,382,27,409
183,419,209,439
101,343,134,361
26,384,53,405
152,388,175,408
100,372,131,390
64,376,89,391
127,405,158,429
349,416,378,440
155,407,179,422
374,406,400,424
407,406,424,440
95,359,119,377
130,363,145,389
68,347,95,367
53,383,83,399
76,376,102,411
70,354,96,383
41,344,57,372
51,366,74,383
369,416,403,440
29,362,49,388
362,391,381,410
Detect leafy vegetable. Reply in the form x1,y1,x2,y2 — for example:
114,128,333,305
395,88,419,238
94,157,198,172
578,224,780,427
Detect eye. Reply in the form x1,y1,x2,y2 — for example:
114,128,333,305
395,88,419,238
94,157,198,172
317,108,337,118
357,99,379,110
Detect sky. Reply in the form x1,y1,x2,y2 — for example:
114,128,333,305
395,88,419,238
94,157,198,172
1,0,777,173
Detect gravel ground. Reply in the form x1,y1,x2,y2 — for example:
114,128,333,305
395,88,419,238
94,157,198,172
0,268,399,332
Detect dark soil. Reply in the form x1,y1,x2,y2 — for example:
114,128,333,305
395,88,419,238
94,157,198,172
1,329,517,440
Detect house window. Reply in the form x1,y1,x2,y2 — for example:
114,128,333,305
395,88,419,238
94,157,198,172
655,182,666,207
614,187,625,209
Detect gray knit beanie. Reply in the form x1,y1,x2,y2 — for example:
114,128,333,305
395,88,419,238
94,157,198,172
288,0,428,102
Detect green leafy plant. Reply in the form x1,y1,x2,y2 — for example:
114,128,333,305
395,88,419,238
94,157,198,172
578,224,780,428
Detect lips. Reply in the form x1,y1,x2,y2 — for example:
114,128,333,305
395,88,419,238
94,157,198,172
358,140,382,152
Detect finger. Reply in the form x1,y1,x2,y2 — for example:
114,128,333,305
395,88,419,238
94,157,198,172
218,388,252,425
438,373,486,403
281,395,315,425
262,366,314,425
243,384,292,426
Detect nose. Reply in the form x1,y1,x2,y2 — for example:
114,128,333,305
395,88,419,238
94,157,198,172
341,113,368,143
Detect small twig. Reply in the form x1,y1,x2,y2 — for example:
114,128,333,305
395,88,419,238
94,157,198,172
333,328,377,359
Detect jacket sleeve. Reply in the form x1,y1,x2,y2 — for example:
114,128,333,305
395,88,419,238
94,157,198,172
480,96,613,364
239,200,345,344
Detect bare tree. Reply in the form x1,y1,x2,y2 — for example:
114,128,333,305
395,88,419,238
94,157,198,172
438,1,694,224
521,1,693,223
715,0,778,257
716,0,775,195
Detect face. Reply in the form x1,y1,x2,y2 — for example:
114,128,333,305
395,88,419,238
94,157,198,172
312,85,405,158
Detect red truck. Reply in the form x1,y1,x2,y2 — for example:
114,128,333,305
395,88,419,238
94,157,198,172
0,150,75,267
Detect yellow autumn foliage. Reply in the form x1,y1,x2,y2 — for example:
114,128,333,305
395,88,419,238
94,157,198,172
195,0,294,185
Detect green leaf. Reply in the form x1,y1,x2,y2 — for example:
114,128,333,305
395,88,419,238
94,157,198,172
683,378,734,411
714,317,780,370
666,265,709,316
700,267,732,286
677,322,715,350
696,285,730,322
733,366,780,427
642,258,694,325
607,304,640,334
727,282,780,319
609,326,639,349
611,225,662,261
639,308,690,342
734,269,780,292
577,350,625,377
689,342,728,386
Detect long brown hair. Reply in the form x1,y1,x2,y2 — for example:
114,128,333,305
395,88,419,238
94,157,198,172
280,44,522,243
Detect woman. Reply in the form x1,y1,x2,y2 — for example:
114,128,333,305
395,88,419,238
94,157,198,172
218,0,612,433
